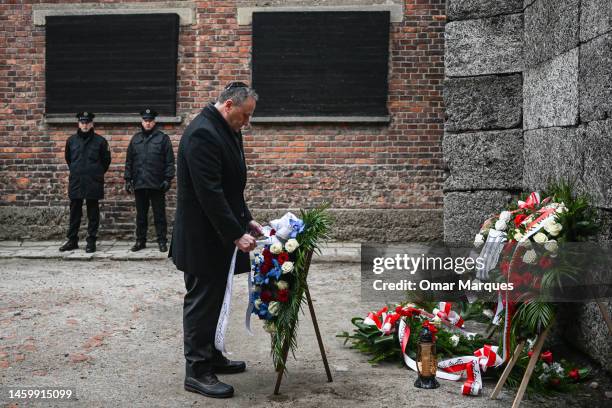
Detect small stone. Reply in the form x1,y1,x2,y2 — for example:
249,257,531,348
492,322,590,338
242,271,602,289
589,382,599,389
605,391,612,399
334,365,349,372
70,353,90,363
13,311,21,316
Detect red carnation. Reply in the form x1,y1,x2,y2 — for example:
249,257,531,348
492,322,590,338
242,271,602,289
521,272,533,286
277,289,289,303
260,291,273,303
277,252,289,265
514,214,528,228
541,350,553,364
263,248,272,261
550,378,561,387
260,261,271,275
568,368,580,381
539,256,554,270
528,351,533,358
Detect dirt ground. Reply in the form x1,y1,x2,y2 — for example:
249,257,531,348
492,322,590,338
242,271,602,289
0,259,608,407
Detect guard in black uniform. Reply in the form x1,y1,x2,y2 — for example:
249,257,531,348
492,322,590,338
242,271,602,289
59,112,111,253
124,108,175,252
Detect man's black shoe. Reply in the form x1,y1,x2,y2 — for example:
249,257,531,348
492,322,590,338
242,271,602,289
158,242,168,252
59,241,78,252
131,241,146,252
85,242,96,253
184,375,234,398
212,357,246,374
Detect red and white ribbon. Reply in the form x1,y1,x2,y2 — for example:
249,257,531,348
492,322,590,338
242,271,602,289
433,302,465,329
438,345,503,396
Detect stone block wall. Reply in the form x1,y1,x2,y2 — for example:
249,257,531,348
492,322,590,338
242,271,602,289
443,0,524,244
521,0,612,371
444,0,611,370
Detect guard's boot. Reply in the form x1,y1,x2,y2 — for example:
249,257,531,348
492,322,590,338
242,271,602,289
131,241,146,252
59,240,78,252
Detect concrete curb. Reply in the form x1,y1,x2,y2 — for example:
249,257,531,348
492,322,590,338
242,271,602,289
0,241,361,263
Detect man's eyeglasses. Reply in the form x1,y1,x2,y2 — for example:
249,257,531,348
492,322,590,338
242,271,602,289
224,82,248,90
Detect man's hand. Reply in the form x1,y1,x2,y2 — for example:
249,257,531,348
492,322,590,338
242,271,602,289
234,233,257,253
125,179,134,194
248,220,264,237
160,180,171,193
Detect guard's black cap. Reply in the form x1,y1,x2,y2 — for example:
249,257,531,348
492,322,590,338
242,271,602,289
140,108,158,120
76,112,95,122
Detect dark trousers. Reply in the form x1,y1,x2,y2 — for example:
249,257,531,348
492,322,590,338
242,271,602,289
183,271,227,378
67,199,100,244
134,189,167,244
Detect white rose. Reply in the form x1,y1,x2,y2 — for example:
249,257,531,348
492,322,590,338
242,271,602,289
432,316,442,327
544,239,558,253
284,238,299,253
523,249,538,264
533,232,548,244
474,233,485,248
495,220,507,231
513,231,524,242
556,203,567,213
276,280,289,290
544,220,563,237
268,301,280,316
281,261,294,274
499,211,512,223
270,242,283,254
254,299,262,310
450,335,460,347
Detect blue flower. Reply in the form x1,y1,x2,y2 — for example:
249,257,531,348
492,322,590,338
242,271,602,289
268,267,281,280
257,303,268,318
289,219,305,238
254,273,269,285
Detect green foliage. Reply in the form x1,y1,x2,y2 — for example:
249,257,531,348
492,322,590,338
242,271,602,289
542,181,600,242
511,301,555,338
271,205,332,373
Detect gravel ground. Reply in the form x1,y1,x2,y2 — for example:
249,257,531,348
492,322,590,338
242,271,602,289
0,259,608,407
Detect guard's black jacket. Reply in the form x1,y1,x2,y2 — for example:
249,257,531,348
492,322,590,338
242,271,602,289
64,129,111,200
124,127,175,190
170,103,252,278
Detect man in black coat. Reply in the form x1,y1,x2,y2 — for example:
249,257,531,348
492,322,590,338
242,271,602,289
170,82,262,399
124,108,176,252
59,112,111,253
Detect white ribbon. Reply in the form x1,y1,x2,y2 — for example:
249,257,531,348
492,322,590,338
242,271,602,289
214,247,238,354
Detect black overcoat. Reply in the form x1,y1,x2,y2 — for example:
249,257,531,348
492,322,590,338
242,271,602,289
124,127,175,190
170,104,252,278
64,130,111,200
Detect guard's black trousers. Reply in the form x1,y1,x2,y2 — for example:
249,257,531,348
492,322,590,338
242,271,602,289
67,199,99,244
134,189,167,244
183,271,227,378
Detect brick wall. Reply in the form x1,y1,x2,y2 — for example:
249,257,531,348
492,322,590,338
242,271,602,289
0,0,446,241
